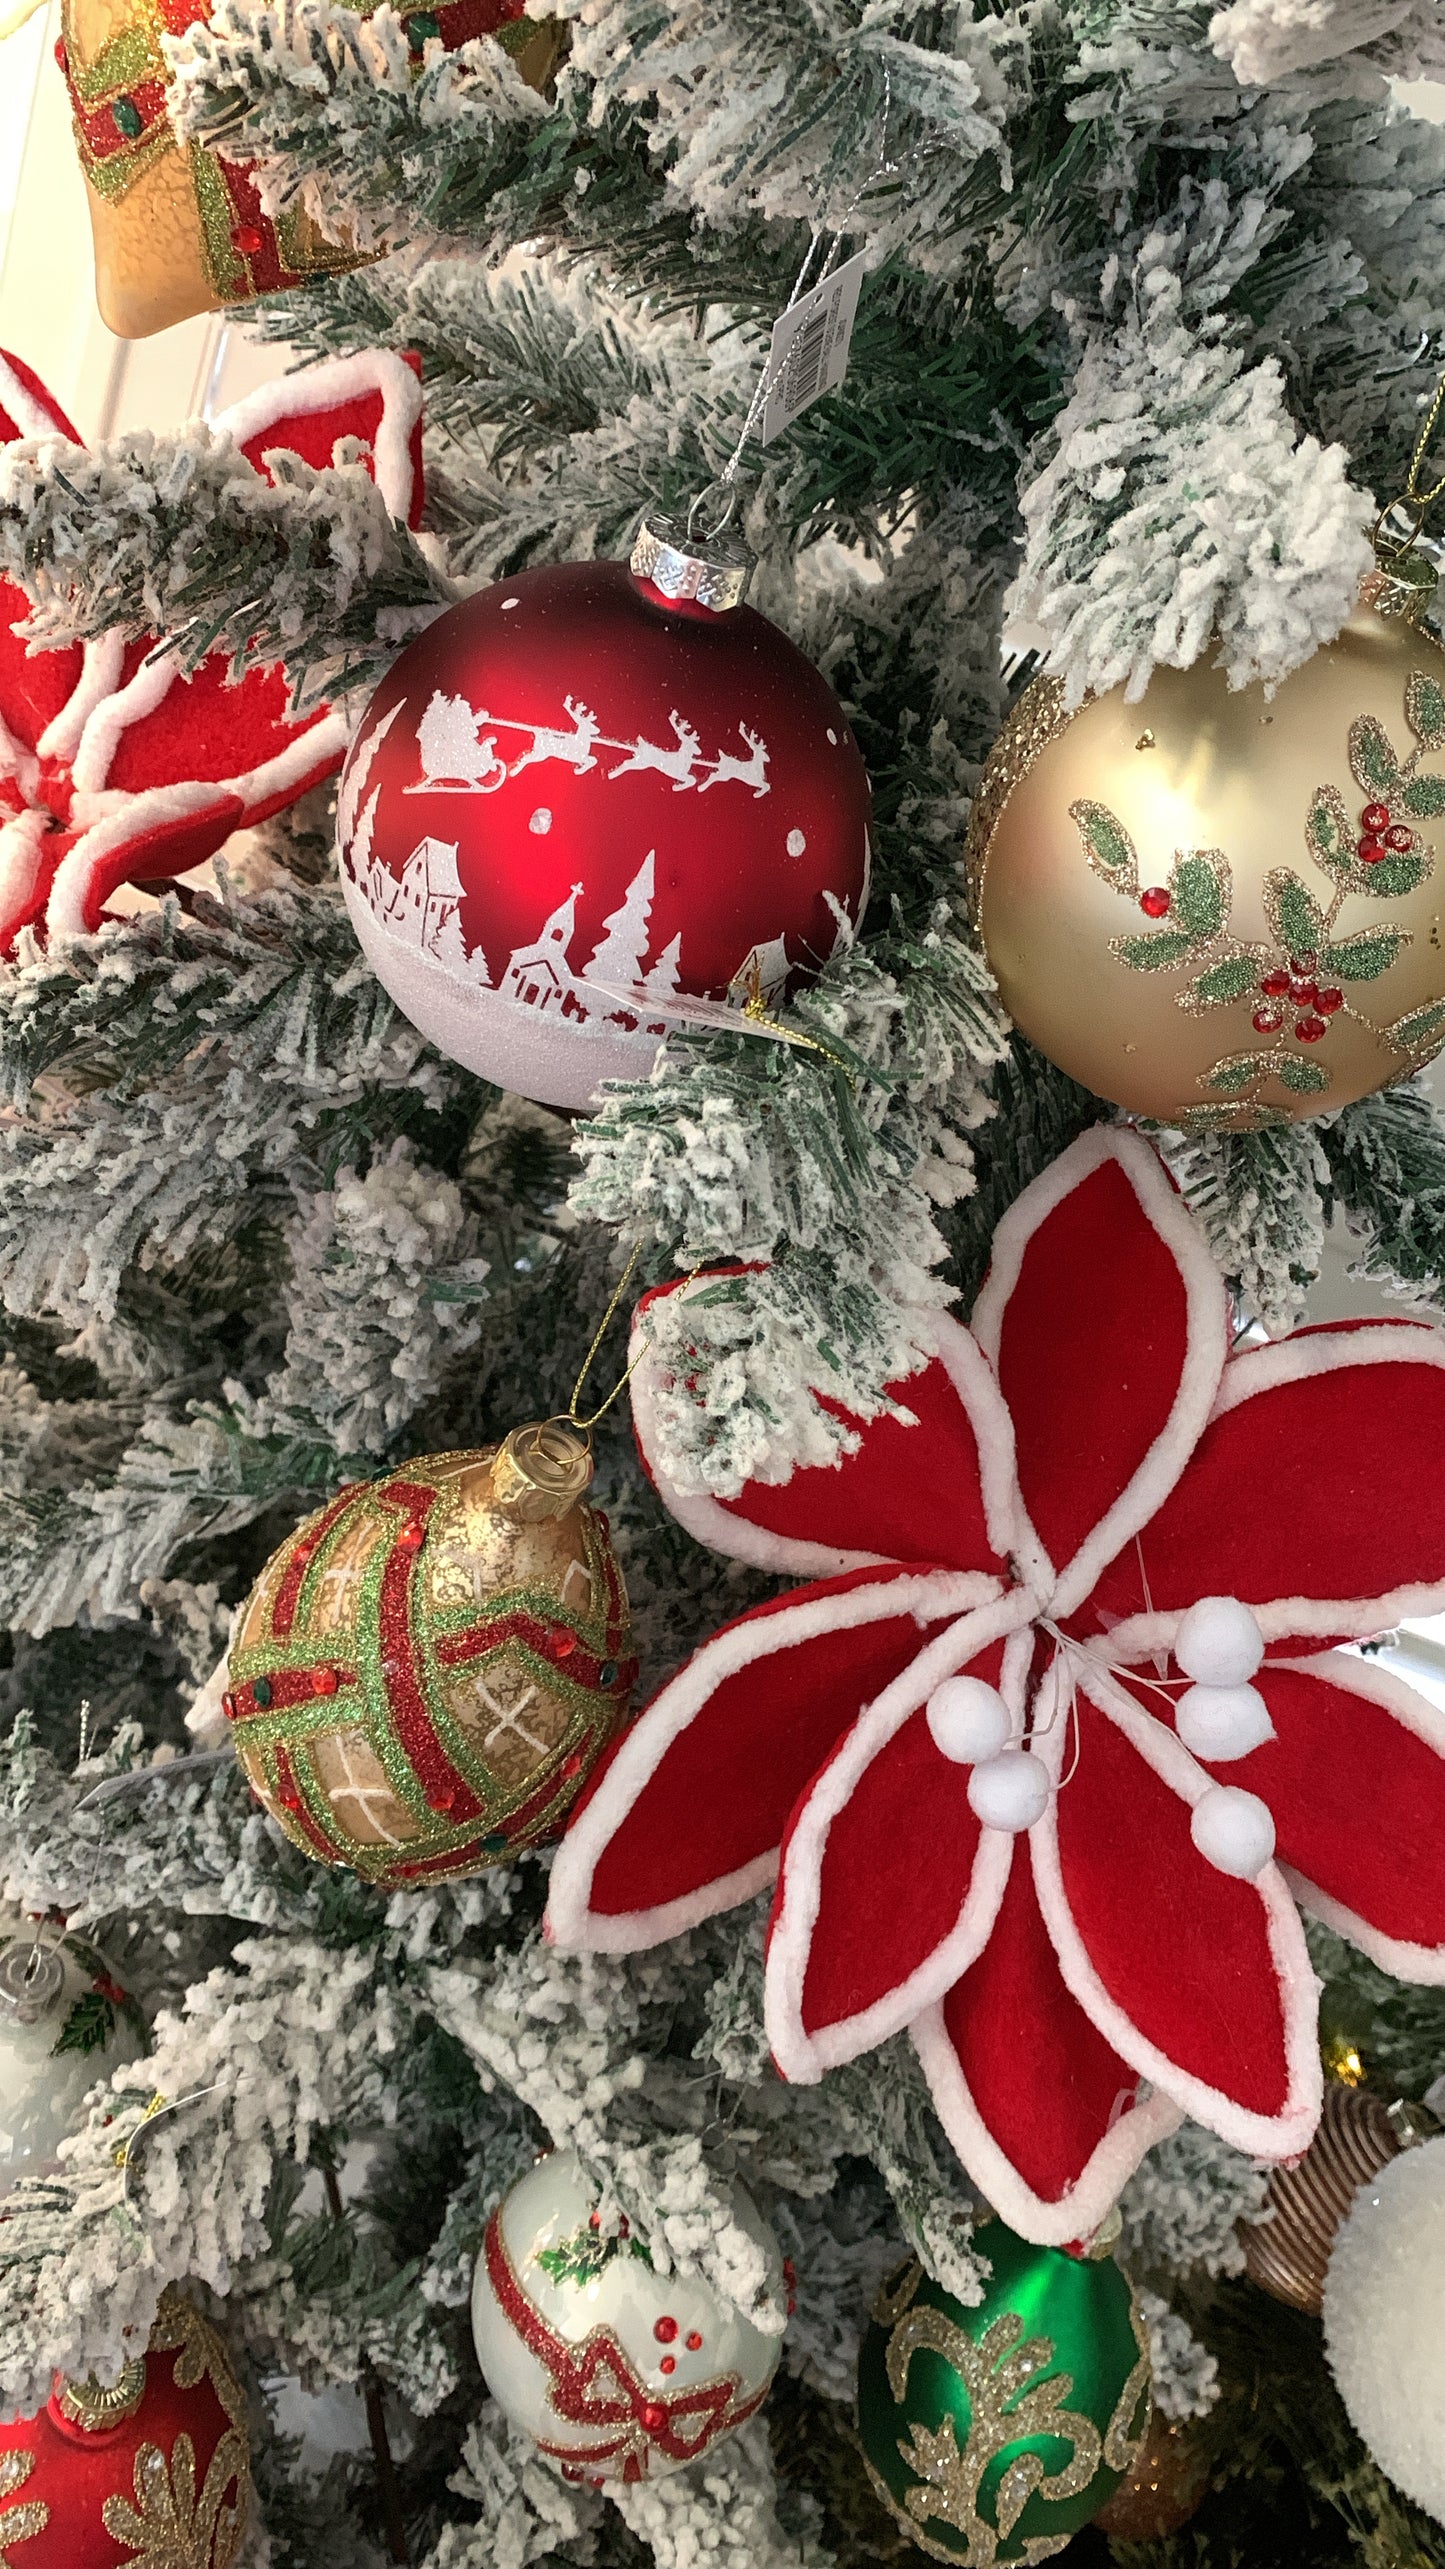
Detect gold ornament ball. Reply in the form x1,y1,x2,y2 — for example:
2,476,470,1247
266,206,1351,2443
224,1424,636,1888
967,575,1445,1130
1091,2406,1210,2539
1240,2079,1406,2315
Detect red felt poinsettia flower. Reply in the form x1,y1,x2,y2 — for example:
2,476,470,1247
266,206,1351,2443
548,1129,1445,2244
0,346,424,946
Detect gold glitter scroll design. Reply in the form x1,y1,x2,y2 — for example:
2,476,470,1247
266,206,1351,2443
101,2427,248,2569
964,675,1077,929
0,2450,48,2562
882,2300,1102,2568
1067,669,1445,1130
1102,2292,1151,2475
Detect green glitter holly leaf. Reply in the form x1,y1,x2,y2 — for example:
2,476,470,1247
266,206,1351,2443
1070,798,1139,892
1349,715,1401,800
1184,953,1259,1009
1111,926,1198,971
1203,1051,1270,1096
1179,1101,1292,1133
52,1990,117,2057
1396,772,1445,819
536,2222,654,2287
1354,847,1430,898
1275,1053,1331,1095
1389,997,1445,1055
1321,926,1410,981
1306,785,1356,881
1407,671,1445,752
1264,870,1326,960
1170,851,1228,940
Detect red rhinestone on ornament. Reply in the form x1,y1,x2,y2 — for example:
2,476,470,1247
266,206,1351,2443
686,2331,703,2351
230,222,266,255
659,2356,677,2375
1138,886,1171,918
588,2211,601,2232
1252,1006,1283,1034
1259,969,1290,998
1316,986,1343,1015
312,1666,340,1697
396,1519,426,1551
640,2402,667,2433
1295,1013,1328,1042
1359,838,1388,865
554,1630,577,1659
654,2317,678,2344
560,1752,584,1781
1287,975,1317,1007
222,1692,237,1720
1385,824,1415,852
1361,803,1391,834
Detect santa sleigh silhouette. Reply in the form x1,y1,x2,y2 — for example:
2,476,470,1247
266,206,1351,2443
406,692,771,798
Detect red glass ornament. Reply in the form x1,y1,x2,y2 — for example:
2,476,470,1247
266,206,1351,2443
1259,968,1290,997
337,554,873,1111
1385,824,1415,852
1295,1013,1327,1042
0,2288,250,2566
1138,886,1171,918
1315,986,1344,1015
1358,837,1388,865
1252,1006,1283,1033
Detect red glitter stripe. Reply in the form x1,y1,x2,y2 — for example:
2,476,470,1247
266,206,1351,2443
273,1743,344,1862
230,1667,356,1720
271,1487,365,1638
375,1481,483,1822
69,75,169,159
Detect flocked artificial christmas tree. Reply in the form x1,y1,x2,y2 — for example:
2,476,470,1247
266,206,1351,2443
5,2,1445,2563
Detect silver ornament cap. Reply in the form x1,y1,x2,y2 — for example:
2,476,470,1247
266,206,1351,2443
0,1939,65,2024
630,500,753,614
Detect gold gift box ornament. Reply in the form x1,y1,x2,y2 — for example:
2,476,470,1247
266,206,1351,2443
57,0,564,338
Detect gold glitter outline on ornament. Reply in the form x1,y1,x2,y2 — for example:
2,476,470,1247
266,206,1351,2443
963,676,1077,931
1063,664,1445,1132
861,2257,1128,2567
0,2448,48,2562
228,1453,633,1879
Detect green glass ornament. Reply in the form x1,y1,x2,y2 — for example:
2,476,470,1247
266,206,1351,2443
856,2221,1150,2565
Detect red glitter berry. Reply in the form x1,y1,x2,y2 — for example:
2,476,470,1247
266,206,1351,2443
312,1665,340,1697
1361,802,1391,833
1259,968,1290,998
230,222,266,255
1295,1013,1327,1042
588,2212,601,2232
1138,886,1172,918
1252,1006,1283,1034
659,2355,677,2375
1385,824,1415,853
686,2331,703,2351
1315,986,1343,1015
1358,837,1388,865
654,2316,678,2344
640,2403,667,2433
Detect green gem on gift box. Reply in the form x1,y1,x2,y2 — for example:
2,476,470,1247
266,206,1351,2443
856,2220,1150,2564
407,11,440,43
111,95,144,139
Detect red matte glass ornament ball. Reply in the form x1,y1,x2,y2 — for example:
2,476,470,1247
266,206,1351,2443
0,2287,250,2565
337,525,873,1111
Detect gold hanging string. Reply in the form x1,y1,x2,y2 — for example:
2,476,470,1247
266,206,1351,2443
1374,362,1445,563
734,953,858,1080
567,1242,711,1433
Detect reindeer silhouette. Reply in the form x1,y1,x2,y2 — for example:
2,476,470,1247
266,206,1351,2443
507,697,601,777
697,721,771,798
606,711,703,791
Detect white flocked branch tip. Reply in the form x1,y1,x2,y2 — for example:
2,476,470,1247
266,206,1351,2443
1190,1784,1276,1879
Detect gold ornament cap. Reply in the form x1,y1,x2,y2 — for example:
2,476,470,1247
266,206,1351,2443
630,506,753,614
52,2354,147,2431
490,1419,595,1522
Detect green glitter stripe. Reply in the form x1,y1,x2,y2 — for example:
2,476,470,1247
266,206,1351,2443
191,142,247,300
67,19,163,100
76,127,170,203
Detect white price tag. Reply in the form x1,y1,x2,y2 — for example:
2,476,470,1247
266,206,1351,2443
759,249,869,444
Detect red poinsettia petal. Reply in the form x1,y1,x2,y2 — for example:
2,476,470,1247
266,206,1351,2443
913,1857,1185,2246
971,1129,1227,1615
631,1291,1018,1580
1032,1666,1321,2159
763,1596,1035,2080
0,809,63,948
215,348,425,526
47,789,250,936
1086,1325,1445,1654
0,350,80,444
0,587,84,771
1240,1653,1445,1980
546,1564,995,1954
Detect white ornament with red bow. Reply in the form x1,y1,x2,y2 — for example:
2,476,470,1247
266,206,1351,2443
548,1127,1445,2247
0,346,424,945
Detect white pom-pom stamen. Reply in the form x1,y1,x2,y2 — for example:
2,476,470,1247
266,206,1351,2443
1190,1784,1275,1878
1175,1595,1265,1687
926,1676,1012,1765
968,1748,1051,1833
1175,1682,1276,1762
1323,2137,1445,2518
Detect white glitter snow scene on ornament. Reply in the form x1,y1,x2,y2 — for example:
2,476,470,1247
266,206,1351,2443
402,689,773,797
335,695,825,1110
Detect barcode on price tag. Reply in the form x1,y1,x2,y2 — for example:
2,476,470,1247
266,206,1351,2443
759,248,869,444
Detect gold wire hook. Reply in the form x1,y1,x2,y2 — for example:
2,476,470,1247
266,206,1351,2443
566,1241,710,1433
